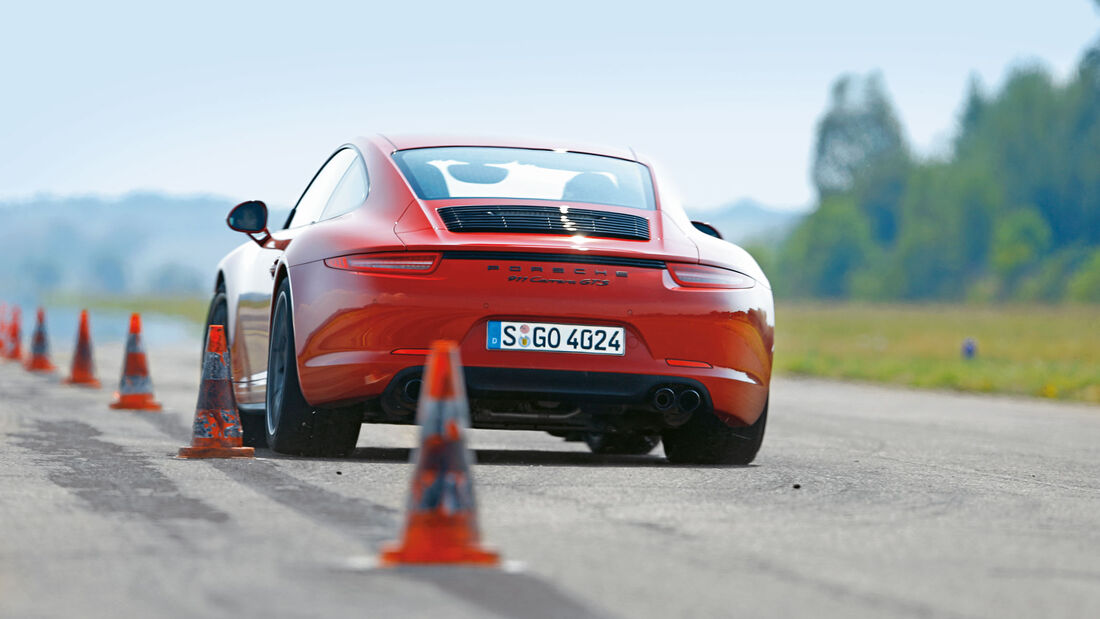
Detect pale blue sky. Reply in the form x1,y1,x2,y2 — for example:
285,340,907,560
1,1,1097,210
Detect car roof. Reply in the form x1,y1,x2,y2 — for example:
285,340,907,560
376,133,639,162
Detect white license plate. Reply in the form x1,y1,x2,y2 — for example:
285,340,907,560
487,321,625,356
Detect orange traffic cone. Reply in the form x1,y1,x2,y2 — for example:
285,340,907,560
109,313,162,410
178,325,254,459
5,306,23,362
380,340,499,566
0,303,8,358
63,310,101,388
24,308,58,373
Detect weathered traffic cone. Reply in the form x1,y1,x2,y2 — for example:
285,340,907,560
63,310,101,388
4,306,23,362
380,340,499,566
178,325,254,459
109,313,162,410
24,308,58,373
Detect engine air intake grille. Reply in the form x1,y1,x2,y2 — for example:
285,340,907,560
437,205,650,241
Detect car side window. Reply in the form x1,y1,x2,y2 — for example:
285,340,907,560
286,148,357,228
318,153,368,221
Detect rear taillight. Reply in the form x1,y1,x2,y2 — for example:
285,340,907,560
324,252,441,274
667,263,755,289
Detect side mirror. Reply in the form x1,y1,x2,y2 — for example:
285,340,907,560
228,200,272,247
228,200,268,233
691,221,724,240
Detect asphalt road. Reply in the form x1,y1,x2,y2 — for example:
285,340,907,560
2,338,1099,619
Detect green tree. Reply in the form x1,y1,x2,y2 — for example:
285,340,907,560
957,67,1077,245
849,153,911,245
959,74,987,136
991,207,1052,290
890,166,971,299
1066,250,1100,302
778,29,1100,304
1016,247,1090,301
811,73,909,199
777,196,873,299
1067,54,1100,245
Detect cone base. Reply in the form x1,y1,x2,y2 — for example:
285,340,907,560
110,397,162,411
178,445,255,459
379,543,500,567
63,377,102,388
25,363,57,373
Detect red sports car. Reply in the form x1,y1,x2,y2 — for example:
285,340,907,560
209,134,774,464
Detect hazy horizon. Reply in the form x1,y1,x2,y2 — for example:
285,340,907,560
2,1,1097,211
0,187,800,214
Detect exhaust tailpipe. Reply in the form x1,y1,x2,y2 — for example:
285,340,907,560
402,378,423,403
652,387,676,411
677,389,701,414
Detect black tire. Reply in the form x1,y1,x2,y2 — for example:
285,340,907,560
204,290,267,448
266,279,361,457
584,432,661,455
662,397,768,465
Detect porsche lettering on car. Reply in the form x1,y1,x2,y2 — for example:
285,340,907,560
208,134,774,464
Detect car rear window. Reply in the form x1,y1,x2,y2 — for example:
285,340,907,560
393,146,656,210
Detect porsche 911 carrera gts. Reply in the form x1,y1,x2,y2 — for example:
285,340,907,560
209,134,774,464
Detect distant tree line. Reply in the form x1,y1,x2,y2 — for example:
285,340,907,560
773,19,1100,303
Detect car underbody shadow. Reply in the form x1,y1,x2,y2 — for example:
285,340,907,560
344,446,756,468
250,444,758,468
346,446,666,466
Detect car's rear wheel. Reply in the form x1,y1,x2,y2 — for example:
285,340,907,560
584,432,660,455
204,288,266,448
661,397,768,465
265,279,361,457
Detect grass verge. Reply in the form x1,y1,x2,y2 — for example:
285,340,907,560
46,293,209,326
775,303,1100,404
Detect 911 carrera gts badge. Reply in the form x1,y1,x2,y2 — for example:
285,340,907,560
508,275,610,286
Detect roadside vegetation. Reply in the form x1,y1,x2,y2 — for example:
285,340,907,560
760,13,1100,404
764,17,1100,305
775,303,1100,404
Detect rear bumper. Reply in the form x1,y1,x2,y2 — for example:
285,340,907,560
371,366,722,432
288,252,774,426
